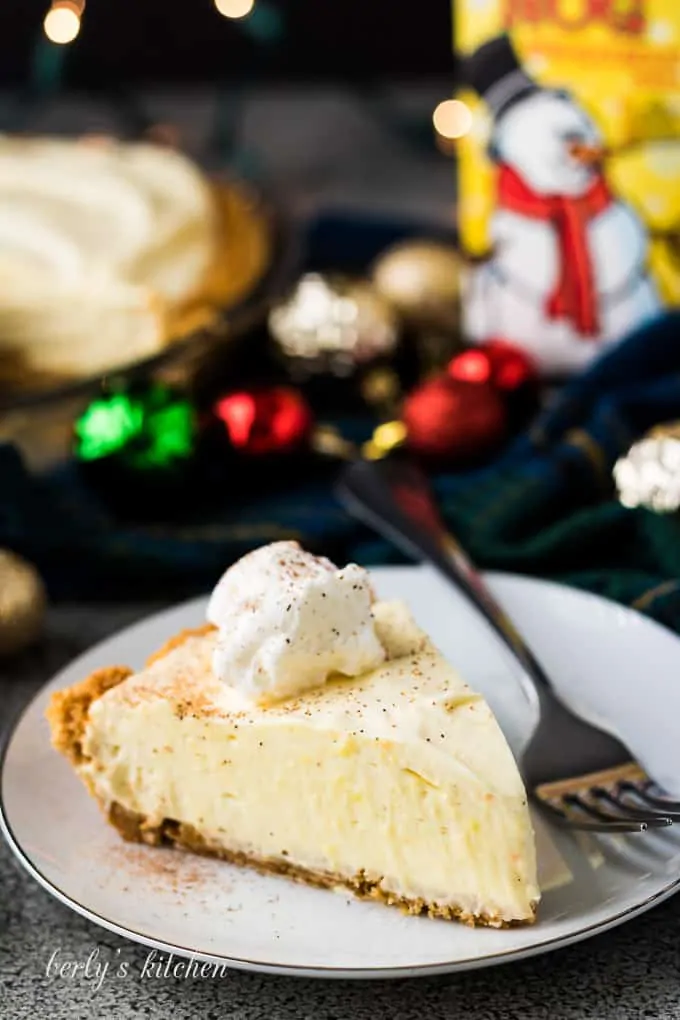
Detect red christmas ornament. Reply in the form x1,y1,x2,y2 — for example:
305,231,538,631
447,348,493,386
215,386,313,456
448,341,538,393
484,340,538,392
402,375,506,462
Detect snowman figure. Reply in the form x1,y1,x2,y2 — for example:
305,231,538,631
461,34,661,376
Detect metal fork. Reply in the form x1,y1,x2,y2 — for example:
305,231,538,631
337,456,680,832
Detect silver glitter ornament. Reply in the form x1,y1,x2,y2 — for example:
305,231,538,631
269,274,399,378
613,423,680,513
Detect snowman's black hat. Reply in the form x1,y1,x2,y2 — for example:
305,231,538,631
460,34,540,121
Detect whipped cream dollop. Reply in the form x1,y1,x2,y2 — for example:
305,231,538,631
207,542,386,703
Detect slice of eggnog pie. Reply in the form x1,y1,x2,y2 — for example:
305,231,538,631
47,541,539,927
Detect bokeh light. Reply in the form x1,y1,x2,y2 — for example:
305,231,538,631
432,99,473,140
43,5,81,44
214,0,255,19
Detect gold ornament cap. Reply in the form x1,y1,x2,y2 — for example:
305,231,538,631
0,549,47,657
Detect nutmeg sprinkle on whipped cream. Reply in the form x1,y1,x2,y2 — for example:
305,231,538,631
207,542,386,704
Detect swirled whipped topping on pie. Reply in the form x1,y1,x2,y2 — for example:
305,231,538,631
0,136,218,378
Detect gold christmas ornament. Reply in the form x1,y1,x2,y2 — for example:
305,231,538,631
370,240,463,331
613,422,680,513
0,549,47,657
269,273,399,378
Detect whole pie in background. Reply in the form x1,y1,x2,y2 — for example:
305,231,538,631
0,135,272,391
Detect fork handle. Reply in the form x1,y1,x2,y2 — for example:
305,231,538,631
337,458,554,697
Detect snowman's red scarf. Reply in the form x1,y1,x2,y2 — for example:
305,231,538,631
497,165,613,337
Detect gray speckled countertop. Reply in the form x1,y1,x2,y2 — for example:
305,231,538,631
2,603,680,1020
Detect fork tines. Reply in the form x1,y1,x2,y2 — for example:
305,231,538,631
535,762,679,832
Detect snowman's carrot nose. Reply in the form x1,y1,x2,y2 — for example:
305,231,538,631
569,141,606,166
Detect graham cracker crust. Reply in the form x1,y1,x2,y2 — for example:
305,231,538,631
165,180,272,342
105,801,528,928
144,623,215,667
46,624,213,764
46,665,133,766
46,624,536,929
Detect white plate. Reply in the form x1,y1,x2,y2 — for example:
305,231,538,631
3,567,680,979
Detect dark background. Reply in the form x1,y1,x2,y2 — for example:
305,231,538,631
3,0,454,85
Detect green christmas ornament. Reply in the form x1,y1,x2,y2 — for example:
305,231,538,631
74,386,196,470
135,399,195,468
75,393,144,462
74,385,198,520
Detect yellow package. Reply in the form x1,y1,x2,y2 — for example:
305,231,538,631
454,2,680,375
